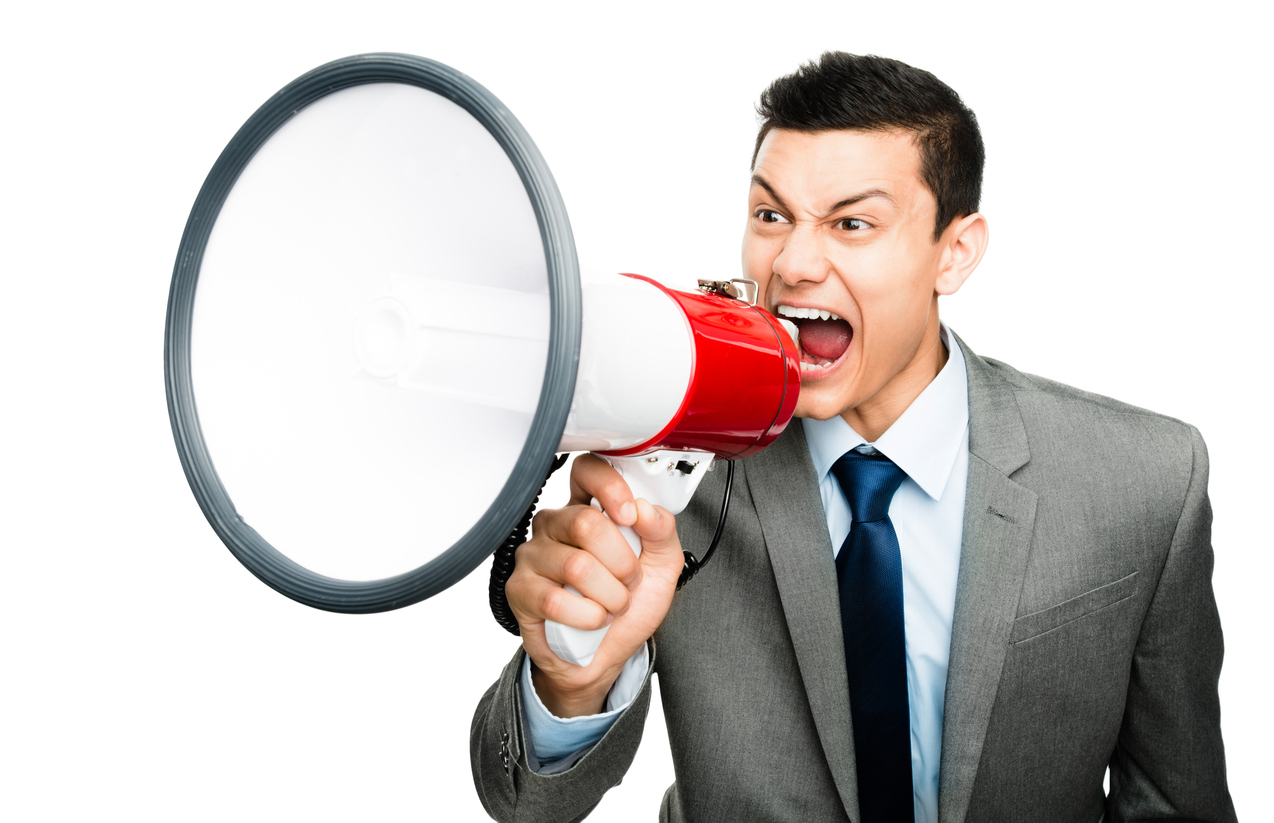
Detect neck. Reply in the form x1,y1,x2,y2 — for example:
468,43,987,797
841,312,947,443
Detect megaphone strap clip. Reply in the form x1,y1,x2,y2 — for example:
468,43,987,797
697,278,759,304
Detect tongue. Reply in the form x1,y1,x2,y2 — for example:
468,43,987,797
797,318,852,360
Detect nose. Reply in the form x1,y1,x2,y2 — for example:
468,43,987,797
772,225,829,287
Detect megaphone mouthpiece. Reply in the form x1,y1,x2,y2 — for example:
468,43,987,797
562,274,800,460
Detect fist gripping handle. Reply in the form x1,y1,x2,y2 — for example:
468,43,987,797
544,451,713,666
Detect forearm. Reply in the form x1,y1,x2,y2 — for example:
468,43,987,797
470,647,656,822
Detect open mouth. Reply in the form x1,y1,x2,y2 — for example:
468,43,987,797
774,305,853,375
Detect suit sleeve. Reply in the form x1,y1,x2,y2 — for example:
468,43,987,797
470,646,655,822
1107,426,1237,822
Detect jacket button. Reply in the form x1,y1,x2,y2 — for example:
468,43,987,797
500,730,510,774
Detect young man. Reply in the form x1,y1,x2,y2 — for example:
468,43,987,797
471,53,1235,822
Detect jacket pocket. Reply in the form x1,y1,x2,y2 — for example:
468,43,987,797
1010,571,1138,643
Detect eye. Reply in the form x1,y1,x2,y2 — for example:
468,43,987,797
837,218,869,231
755,209,790,224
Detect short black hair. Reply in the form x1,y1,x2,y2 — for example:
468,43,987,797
754,52,984,241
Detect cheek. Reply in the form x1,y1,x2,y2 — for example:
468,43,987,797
857,248,934,323
741,236,777,284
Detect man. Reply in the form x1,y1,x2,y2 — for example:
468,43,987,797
471,53,1235,822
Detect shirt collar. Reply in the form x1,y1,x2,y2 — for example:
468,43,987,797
803,324,969,502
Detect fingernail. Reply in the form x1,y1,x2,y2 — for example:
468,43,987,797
603,613,615,626
618,501,636,524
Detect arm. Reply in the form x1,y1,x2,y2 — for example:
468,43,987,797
1107,426,1237,822
470,646,655,823
470,455,684,819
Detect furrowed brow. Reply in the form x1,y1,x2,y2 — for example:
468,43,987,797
750,175,792,215
826,188,896,215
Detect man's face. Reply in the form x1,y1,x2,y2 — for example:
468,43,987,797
744,128,949,423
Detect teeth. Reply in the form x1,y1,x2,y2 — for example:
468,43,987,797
777,318,800,346
777,304,842,322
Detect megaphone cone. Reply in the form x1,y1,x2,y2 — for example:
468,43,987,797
165,54,799,619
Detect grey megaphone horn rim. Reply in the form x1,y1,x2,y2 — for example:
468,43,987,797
164,53,581,613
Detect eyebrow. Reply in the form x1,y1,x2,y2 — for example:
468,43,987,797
750,175,897,216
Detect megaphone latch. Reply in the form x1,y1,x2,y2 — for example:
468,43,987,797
697,278,759,305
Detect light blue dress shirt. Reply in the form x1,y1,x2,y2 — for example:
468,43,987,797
802,328,968,822
522,329,970,823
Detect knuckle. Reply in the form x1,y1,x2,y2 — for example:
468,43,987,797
580,606,610,631
504,574,538,617
602,473,629,498
537,587,570,622
566,506,607,544
560,551,598,588
529,507,559,536
505,566,529,597
613,550,640,581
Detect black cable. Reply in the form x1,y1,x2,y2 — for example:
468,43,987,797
488,453,568,636
677,460,734,590
488,457,735,633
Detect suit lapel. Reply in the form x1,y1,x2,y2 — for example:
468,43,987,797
743,423,860,820
743,339,1039,823
937,340,1038,823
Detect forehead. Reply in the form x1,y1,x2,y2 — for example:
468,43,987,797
751,128,931,214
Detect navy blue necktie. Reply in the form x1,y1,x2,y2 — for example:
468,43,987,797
831,449,913,823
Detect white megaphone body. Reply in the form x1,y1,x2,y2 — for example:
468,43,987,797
164,53,800,638
546,273,800,665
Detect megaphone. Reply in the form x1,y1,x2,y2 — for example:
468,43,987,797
164,54,800,662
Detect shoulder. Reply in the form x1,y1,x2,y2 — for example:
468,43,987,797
972,350,1205,472
961,346,1208,530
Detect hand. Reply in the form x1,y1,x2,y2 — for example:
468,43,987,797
505,453,684,718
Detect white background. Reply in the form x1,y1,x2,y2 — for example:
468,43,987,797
3,1,1270,820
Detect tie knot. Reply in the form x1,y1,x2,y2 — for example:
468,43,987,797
831,450,907,523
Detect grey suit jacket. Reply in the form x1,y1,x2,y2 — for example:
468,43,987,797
471,341,1236,822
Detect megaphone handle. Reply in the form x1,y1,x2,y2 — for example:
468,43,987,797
546,517,642,667
544,451,712,667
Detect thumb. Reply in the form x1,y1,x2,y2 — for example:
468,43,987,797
630,498,683,567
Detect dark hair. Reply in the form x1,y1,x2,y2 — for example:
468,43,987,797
754,52,984,241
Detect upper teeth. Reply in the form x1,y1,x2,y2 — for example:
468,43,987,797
777,305,841,321
777,318,799,346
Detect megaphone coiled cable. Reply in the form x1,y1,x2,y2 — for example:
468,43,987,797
488,454,569,636
488,459,735,636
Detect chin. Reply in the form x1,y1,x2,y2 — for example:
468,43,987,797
794,393,852,422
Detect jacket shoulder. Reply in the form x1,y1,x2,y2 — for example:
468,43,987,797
977,354,1203,453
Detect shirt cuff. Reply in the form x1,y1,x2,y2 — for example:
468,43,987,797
519,643,650,771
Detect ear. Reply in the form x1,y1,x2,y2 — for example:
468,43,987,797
935,212,988,296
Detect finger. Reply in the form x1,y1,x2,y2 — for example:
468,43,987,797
630,499,686,579
630,499,681,556
506,562,615,632
568,454,637,526
533,504,643,591
517,533,633,617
